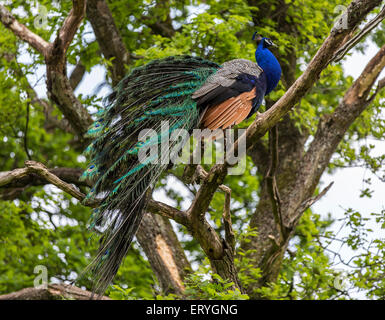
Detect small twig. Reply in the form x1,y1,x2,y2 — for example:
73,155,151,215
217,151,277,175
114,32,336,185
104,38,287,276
24,102,32,160
222,185,235,252
293,182,334,226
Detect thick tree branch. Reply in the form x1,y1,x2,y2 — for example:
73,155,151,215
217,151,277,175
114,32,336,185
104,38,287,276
147,199,189,227
0,166,85,189
0,161,86,202
54,0,87,58
0,284,110,300
0,5,51,57
69,60,86,90
137,213,191,296
86,0,130,85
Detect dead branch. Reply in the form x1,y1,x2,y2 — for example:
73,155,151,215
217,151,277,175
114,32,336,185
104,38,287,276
0,161,85,201
137,213,190,296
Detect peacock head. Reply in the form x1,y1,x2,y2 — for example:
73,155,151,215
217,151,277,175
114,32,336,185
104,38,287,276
252,32,277,49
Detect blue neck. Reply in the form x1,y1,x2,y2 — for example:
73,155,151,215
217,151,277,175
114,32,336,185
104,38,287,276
255,41,281,95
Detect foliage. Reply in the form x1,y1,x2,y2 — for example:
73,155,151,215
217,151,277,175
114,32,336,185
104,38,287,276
0,0,385,300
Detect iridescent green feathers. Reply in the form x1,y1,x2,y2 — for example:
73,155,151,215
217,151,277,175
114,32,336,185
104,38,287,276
81,55,219,295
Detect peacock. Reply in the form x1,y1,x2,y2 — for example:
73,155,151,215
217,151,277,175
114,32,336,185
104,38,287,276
80,33,281,295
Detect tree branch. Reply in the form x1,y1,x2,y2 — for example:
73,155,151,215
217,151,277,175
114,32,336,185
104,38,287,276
136,213,191,296
0,166,86,202
54,0,87,58
0,284,110,300
147,199,189,227
0,161,86,202
69,60,86,90
0,5,51,57
86,0,130,85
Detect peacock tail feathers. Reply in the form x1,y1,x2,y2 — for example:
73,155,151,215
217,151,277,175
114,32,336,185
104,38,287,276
80,55,219,295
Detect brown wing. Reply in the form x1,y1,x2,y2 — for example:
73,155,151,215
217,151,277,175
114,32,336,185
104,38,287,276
200,88,256,130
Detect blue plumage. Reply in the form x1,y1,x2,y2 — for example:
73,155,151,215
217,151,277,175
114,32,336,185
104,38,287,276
255,37,282,95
